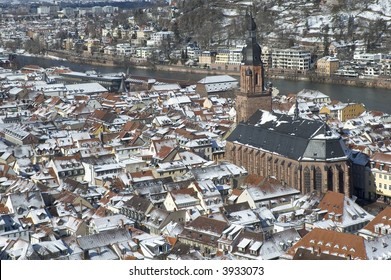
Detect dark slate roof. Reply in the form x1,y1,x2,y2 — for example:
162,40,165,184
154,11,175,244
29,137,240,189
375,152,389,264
222,202,251,214
242,13,262,66
228,111,348,161
77,228,131,250
132,177,173,195
122,195,151,212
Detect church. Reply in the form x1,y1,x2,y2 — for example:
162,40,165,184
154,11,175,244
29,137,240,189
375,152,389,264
226,14,351,196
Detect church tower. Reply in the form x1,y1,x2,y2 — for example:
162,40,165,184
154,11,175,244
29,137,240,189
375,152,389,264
236,13,272,123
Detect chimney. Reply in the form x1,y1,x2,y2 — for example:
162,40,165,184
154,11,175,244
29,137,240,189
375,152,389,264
120,219,124,228
77,201,83,219
83,250,89,260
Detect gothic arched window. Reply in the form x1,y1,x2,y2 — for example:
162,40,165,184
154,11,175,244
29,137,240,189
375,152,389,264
314,167,322,190
304,167,311,194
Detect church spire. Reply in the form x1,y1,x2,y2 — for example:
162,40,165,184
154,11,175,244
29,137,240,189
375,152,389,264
236,9,272,124
242,12,262,66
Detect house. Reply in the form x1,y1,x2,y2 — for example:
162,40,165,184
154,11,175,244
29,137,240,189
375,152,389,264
2,125,39,146
142,207,186,235
190,162,247,186
81,154,122,184
154,161,187,179
195,75,238,98
53,190,94,219
51,215,88,237
271,48,311,72
31,240,69,260
152,115,173,127
217,224,245,254
178,216,229,258
136,234,171,259
174,129,213,160
369,153,391,204
305,191,373,233
316,56,340,76
163,187,202,215
178,151,207,168
5,191,45,219
48,155,85,183
0,213,29,240
224,207,260,229
189,180,224,213
0,238,38,260
320,103,366,122
131,177,172,206
150,138,177,163
87,109,117,128
230,229,265,260
77,228,132,260
358,207,391,239
167,241,205,260
296,89,331,104
283,227,391,260
88,214,134,234
236,177,300,209
120,195,153,230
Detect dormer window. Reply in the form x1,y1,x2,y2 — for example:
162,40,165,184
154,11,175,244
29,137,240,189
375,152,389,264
17,207,24,215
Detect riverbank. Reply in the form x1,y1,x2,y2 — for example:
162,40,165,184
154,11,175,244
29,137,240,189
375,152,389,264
14,54,391,113
43,50,391,90
267,72,391,90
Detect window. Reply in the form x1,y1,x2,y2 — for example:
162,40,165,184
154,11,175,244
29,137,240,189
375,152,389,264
379,174,382,179
314,167,322,190
304,167,311,193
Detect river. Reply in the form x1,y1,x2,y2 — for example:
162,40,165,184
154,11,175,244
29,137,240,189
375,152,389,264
15,55,391,114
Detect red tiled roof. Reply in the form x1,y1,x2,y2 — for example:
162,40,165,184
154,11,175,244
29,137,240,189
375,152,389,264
371,152,391,164
362,207,391,235
318,191,344,221
130,170,154,179
99,191,117,205
166,236,178,246
243,174,265,186
231,189,243,196
286,228,367,260
186,216,228,234
156,145,175,159
171,188,198,201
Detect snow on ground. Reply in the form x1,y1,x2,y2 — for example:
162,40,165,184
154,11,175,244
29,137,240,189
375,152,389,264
45,54,67,61
357,10,391,21
222,8,239,17
307,14,333,29
369,0,391,17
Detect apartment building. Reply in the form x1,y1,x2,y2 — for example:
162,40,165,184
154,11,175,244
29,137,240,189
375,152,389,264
316,56,340,76
271,48,311,71
320,102,366,122
370,153,391,204
199,51,216,66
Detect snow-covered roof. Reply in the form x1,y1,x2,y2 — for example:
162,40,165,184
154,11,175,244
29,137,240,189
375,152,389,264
66,83,107,95
198,75,237,84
